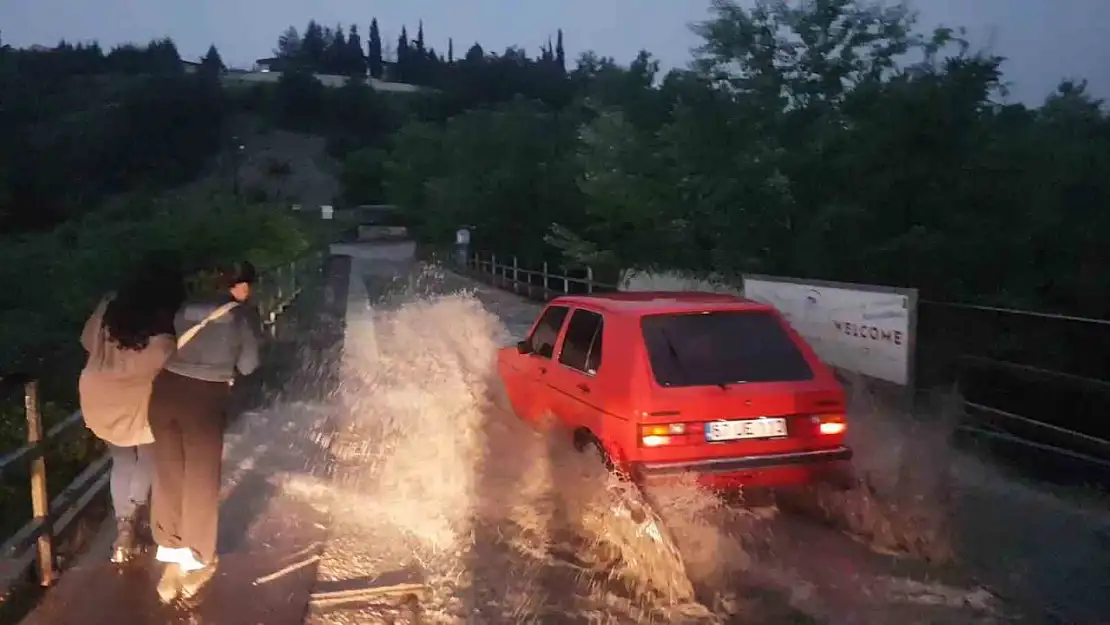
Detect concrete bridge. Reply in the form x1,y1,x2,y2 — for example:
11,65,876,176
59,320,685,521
9,242,1109,625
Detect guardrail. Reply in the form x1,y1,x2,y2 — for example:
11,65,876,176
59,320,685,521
445,250,1110,477
0,252,323,597
456,252,616,300
920,300,1110,474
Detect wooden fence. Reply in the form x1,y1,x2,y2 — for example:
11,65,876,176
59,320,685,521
0,251,323,597
445,251,1110,478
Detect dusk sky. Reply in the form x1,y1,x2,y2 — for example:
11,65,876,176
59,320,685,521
2,0,1108,105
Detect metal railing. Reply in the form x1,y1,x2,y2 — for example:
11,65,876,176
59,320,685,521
454,252,616,300
919,300,1110,472
447,250,1110,473
0,252,323,597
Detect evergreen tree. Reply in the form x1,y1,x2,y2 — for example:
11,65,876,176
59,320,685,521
396,26,410,81
347,24,365,76
367,19,383,79
276,26,301,62
556,29,566,73
302,20,326,71
465,42,484,64
416,20,426,53
542,37,554,64
325,23,347,74
448,38,454,64
200,44,224,75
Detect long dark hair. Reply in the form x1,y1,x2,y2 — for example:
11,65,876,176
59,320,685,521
102,256,186,351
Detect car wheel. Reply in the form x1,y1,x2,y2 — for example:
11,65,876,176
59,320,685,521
577,434,617,474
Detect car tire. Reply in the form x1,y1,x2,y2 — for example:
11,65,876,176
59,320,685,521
575,433,616,474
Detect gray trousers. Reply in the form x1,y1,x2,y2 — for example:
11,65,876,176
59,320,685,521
107,443,154,519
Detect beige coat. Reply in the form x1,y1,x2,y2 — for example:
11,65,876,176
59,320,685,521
78,296,175,447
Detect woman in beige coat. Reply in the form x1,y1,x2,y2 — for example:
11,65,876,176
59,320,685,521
79,262,185,563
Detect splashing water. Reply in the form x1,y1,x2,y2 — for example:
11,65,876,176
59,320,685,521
297,256,1065,624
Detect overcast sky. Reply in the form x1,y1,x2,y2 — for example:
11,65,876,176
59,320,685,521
2,0,1107,105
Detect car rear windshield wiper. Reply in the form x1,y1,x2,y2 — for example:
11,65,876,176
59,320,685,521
659,326,691,387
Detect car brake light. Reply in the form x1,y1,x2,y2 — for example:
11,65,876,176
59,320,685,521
814,414,846,435
640,423,694,447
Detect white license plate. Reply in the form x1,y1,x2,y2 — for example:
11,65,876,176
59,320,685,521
705,418,788,442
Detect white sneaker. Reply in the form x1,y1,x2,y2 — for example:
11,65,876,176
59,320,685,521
177,549,207,573
155,545,191,564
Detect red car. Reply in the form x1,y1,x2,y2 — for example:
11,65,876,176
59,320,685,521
497,291,853,489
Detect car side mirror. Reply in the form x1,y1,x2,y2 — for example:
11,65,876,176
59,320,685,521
516,340,533,355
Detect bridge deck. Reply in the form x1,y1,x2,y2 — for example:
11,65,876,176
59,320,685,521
13,245,1110,625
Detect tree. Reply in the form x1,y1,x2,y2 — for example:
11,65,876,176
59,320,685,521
341,147,388,204
301,20,326,70
275,26,301,61
346,24,365,76
199,44,224,75
368,19,383,79
556,29,566,73
396,26,410,82
322,23,348,74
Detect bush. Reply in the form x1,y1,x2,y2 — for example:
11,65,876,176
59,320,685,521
0,193,319,370
0,193,331,537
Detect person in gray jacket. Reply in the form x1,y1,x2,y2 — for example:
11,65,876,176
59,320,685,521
148,260,260,602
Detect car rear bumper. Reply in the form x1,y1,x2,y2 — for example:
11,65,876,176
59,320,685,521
635,446,853,477
631,446,854,489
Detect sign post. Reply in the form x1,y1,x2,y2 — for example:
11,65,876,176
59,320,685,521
454,227,471,268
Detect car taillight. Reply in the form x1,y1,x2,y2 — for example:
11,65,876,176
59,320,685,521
640,423,696,447
811,414,846,435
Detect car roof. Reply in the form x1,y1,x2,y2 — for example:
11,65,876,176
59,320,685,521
549,291,775,316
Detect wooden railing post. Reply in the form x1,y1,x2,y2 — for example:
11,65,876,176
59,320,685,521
24,379,56,586
512,257,519,294
542,262,549,300
276,263,285,303
491,254,497,286
586,266,594,295
563,267,569,295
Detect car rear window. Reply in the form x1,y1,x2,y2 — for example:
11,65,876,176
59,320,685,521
640,311,814,387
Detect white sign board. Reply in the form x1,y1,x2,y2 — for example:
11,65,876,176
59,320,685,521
742,275,917,387
320,205,333,220
455,228,471,245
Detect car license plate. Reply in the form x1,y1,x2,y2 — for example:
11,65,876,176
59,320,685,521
705,418,787,442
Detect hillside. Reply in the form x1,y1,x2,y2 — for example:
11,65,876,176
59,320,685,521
179,116,340,210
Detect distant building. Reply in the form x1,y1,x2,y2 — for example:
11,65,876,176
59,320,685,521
252,57,400,80
182,59,201,74
253,57,281,73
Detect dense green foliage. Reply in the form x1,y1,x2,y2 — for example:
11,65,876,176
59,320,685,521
357,1,1110,317
0,37,229,232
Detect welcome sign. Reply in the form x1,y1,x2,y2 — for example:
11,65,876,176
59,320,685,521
741,274,918,387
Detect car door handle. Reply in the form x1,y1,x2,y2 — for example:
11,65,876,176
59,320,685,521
576,383,591,394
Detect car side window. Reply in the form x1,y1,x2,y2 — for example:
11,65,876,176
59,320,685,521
558,309,604,375
528,305,569,359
